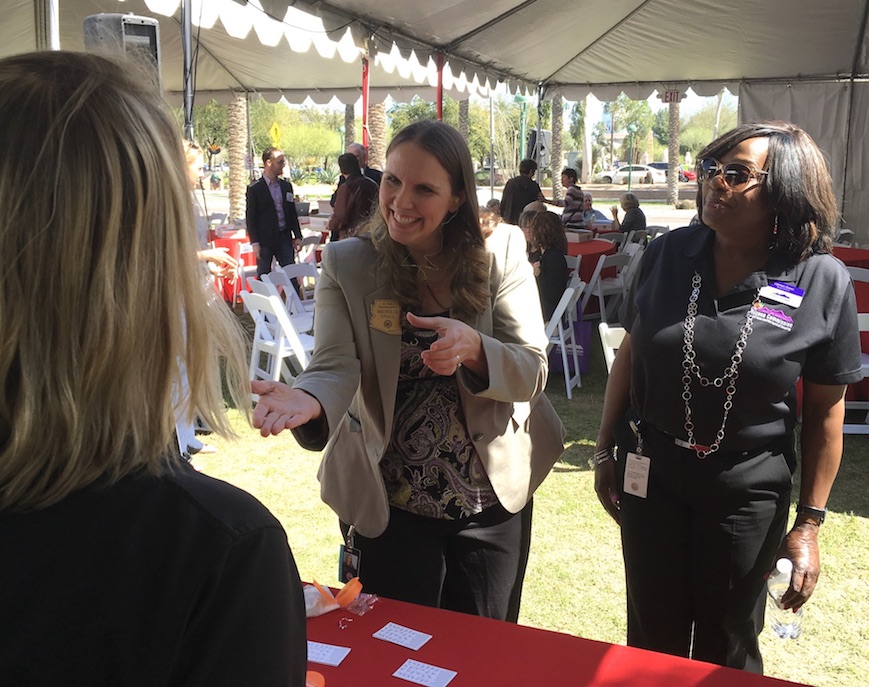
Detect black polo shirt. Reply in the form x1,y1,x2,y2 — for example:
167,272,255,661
621,224,862,452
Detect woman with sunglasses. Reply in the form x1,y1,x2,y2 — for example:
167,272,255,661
593,121,861,673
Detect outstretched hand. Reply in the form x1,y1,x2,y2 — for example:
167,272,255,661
251,380,322,437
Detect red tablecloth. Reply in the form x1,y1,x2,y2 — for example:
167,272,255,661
306,594,807,687
833,247,869,402
567,238,617,284
833,246,869,269
213,233,254,303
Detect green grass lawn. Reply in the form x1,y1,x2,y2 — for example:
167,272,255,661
196,323,869,686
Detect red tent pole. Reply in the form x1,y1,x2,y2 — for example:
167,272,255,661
436,51,444,121
362,56,370,148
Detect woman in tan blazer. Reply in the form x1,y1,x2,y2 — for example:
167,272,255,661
253,120,564,622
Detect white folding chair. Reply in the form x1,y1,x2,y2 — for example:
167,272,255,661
647,225,670,241
601,233,626,251
834,228,855,247
564,254,581,278
842,313,869,433
598,322,627,374
297,235,324,265
279,262,319,311
231,241,258,305
544,280,586,399
263,269,315,320
843,268,869,432
239,290,315,387
249,275,314,333
595,253,634,324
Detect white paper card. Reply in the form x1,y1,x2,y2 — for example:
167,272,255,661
373,622,432,651
306,640,351,667
623,452,650,499
393,659,457,687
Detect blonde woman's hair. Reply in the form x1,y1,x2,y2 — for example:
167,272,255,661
364,120,489,318
0,51,250,510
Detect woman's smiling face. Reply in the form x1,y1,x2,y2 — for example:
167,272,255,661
379,141,463,256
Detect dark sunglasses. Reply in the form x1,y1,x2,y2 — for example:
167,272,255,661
696,158,768,188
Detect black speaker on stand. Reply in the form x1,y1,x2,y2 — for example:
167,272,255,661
83,14,161,86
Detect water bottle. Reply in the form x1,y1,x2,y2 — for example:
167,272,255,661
766,558,804,639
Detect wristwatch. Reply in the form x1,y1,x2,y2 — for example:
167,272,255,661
796,504,827,525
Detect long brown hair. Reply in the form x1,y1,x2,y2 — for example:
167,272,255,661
0,51,250,510
365,120,490,318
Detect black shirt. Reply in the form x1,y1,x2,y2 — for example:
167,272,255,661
622,224,862,451
0,462,307,686
537,247,569,320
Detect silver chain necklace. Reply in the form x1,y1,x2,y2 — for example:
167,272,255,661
681,272,761,458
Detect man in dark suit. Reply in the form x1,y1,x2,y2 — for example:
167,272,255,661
330,142,382,206
246,147,303,276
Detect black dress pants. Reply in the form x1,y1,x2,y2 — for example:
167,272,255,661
341,500,533,623
616,422,795,673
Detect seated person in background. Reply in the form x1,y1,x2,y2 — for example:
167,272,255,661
328,152,378,241
549,168,584,229
518,207,544,263
0,51,306,686
581,192,598,232
529,211,569,320
611,192,647,235
485,198,501,217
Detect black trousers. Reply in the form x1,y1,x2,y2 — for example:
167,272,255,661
341,500,533,623
616,422,795,673
255,230,296,277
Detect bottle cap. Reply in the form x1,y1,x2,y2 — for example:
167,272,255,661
775,558,793,576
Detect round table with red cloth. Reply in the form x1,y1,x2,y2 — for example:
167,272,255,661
567,238,618,283
212,232,255,304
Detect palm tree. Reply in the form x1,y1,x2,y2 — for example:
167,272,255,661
667,101,680,206
227,93,248,220
344,103,355,148
551,93,564,200
368,101,387,171
459,98,470,141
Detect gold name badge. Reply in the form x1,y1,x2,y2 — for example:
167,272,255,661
369,299,401,335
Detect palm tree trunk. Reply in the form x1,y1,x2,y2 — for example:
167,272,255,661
228,93,248,220
667,101,680,206
551,93,564,200
344,103,355,148
459,99,470,140
368,101,387,172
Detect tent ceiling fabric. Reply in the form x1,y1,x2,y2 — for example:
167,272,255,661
287,0,869,99
0,0,488,104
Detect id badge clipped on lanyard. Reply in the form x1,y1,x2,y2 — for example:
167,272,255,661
623,420,650,499
338,524,362,583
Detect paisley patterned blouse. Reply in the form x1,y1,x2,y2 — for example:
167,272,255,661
379,315,498,519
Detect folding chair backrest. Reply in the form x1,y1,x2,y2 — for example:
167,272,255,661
279,262,319,303
239,290,314,384
565,254,581,277
598,322,627,374
647,225,670,240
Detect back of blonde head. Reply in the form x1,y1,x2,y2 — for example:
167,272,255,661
0,51,249,510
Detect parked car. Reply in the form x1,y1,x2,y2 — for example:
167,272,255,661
593,164,667,184
648,161,695,182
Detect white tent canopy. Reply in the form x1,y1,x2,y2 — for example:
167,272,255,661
4,0,869,233
2,0,493,104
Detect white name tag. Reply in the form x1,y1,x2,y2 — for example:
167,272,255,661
623,452,650,499
759,281,804,308
286,191,294,203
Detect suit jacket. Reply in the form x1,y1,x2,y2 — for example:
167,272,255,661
291,224,565,537
245,176,303,248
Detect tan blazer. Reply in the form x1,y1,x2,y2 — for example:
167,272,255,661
292,224,565,537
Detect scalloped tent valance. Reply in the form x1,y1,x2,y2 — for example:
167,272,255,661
2,0,495,105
